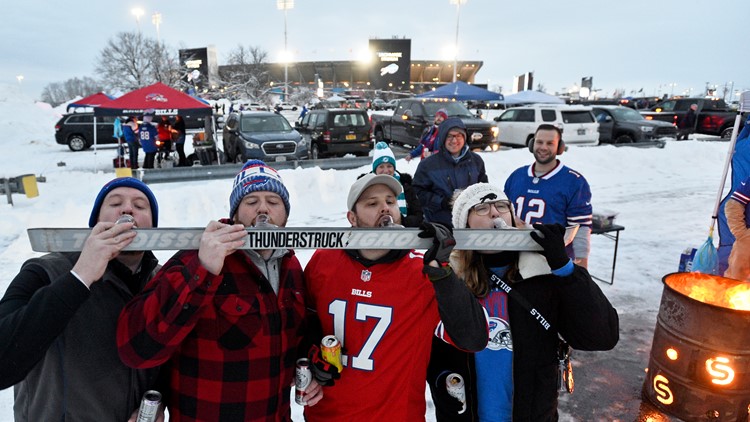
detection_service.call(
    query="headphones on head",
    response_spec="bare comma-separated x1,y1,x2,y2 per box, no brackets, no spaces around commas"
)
528,124,565,155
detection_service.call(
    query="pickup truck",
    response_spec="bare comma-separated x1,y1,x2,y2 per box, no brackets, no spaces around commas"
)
592,105,677,143
640,98,742,138
371,98,499,151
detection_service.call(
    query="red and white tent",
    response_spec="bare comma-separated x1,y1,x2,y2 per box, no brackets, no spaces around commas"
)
94,82,211,117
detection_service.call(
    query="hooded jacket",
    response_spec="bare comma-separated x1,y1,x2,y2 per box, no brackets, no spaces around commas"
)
412,118,488,227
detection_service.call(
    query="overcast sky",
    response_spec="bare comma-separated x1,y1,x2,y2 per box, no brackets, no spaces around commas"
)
3,0,747,101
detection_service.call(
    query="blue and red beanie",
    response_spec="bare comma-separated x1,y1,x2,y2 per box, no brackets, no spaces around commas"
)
88,177,159,227
229,160,290,219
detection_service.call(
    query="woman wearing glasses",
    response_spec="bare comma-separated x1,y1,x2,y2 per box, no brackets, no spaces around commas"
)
428,183,619,422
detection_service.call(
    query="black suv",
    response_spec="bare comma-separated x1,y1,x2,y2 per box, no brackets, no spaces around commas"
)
54,113,119,151
592,105,677,143
222,111,307,163
296,109,372,159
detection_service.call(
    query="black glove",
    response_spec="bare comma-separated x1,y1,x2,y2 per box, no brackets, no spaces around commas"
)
530,223,570,270
308,344,341,386
419,222,456,265
432,372,466,415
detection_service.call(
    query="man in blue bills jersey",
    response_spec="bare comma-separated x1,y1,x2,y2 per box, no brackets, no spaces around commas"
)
504,124,593,268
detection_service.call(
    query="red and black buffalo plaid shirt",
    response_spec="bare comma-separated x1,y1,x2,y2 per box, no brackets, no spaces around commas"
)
117,248,307,422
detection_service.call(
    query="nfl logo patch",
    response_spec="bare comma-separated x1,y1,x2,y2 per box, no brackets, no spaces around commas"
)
360,270,372,282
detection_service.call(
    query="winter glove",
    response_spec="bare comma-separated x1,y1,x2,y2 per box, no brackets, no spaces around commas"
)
530,223,571,271
308,344,341,386
419,222,456,266
433,372,466,415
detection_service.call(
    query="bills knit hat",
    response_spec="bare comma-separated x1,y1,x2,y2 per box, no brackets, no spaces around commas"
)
372,141,396,173
88,177,159,227
229,160,290,219
451,183,508,229
435,108,448,121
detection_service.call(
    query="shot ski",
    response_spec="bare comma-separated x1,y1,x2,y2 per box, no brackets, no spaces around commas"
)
28,225,578,253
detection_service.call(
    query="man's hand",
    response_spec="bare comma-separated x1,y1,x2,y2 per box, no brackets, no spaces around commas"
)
72,221,137,287
308,344,341,386
419,222,456,267
198,221,248,275
530,223,571,271
303,379,324,406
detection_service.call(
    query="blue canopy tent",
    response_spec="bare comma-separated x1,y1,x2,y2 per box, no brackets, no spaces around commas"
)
416,81,503,101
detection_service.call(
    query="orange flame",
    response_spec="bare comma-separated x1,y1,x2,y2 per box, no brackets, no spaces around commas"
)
666,273,750,311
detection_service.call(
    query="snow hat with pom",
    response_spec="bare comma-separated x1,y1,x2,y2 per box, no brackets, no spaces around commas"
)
88,177,159,227
229,160,290,219
451,183,508,229
435,108,448,121
372,141,396,172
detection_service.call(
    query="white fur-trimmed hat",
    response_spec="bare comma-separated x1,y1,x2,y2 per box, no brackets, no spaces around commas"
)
451,183,508,229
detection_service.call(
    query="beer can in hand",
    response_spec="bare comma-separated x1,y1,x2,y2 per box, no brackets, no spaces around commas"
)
136,390,161,422
445,373,467,414
321,335,343,372
295,358,312,405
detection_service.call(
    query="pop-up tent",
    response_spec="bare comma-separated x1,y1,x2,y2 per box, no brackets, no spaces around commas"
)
66,92,115,112
94,82,212,117
416,81,503,101
502,90,564,105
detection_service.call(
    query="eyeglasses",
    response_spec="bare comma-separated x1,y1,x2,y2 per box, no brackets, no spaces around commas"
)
472,200,511,216
446,133,465,142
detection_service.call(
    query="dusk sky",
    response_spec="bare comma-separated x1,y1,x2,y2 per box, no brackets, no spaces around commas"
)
4,0,747,101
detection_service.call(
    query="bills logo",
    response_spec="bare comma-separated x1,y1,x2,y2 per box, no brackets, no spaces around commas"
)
360,270,372,282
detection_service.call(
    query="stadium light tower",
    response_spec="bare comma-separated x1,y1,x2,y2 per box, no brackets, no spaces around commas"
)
152,12,162,42
450,0,467,83
131,7,144,32
277,0,294,101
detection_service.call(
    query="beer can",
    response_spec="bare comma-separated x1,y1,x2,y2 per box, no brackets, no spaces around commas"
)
136,390,161,422
445,373,467,414
295,358,312,406
321,335,343,372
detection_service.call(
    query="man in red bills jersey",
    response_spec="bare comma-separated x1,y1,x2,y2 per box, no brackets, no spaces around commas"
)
303,173,488,421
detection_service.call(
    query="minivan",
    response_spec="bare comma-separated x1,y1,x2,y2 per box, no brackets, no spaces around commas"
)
494,104,600,147
296,109,372,159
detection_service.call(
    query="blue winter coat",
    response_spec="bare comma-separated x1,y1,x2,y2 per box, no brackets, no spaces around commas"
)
412,118,488,227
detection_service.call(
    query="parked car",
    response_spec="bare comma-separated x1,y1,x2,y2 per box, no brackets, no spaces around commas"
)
371,99,388,110
371,98,499,150
275,102,299,111
295,108,372,159
592,105,677,143
54,113,119,151
640,97,741,138
384,99,400,110
222,111,307,163
493,104,599,147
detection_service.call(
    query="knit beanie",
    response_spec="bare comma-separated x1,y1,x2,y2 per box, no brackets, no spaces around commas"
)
88,177,159,227
451,183,508,229
435,108,448,121
372,141,396,172
229,160,290,219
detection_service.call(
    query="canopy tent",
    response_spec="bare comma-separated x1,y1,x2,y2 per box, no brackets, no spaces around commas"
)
66,92,115,112
415,81,503,101
93,82,212,117
502,90,564,105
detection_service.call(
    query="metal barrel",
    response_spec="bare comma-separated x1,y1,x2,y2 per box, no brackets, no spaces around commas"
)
642,272,750,421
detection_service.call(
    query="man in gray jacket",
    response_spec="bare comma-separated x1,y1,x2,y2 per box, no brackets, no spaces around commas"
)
0,177,162,421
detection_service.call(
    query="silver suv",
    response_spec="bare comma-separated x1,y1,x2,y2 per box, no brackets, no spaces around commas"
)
493,104,599,147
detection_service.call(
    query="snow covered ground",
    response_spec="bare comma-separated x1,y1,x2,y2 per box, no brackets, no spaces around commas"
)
0,83,730,420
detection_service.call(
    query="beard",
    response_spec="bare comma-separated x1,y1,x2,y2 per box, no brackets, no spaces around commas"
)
533,150,556,165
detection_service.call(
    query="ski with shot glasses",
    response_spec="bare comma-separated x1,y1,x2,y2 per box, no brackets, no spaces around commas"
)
27,223,578,253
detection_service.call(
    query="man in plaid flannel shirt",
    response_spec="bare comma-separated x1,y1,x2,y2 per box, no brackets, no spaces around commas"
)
117,160,322,421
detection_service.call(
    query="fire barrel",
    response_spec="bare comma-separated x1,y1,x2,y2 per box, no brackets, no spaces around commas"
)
643,272,750,421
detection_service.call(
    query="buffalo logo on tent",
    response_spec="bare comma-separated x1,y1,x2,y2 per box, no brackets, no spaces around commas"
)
146,93,168,103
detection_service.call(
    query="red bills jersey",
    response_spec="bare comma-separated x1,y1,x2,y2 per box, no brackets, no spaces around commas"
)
304,249,441,421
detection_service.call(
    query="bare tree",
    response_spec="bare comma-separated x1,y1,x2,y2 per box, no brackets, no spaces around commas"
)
95,32,180,92
219,45,271,100
40,77,104,106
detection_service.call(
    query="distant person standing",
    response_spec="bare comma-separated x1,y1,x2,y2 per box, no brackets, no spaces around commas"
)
412,117,488,228
406,108,448,162
139,110,159,169
504,124,593,268
173,115,187,167
123,117,139,169
678,103,698,140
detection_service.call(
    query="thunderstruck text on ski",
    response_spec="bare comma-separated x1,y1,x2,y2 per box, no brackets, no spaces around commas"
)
27,226,579,253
